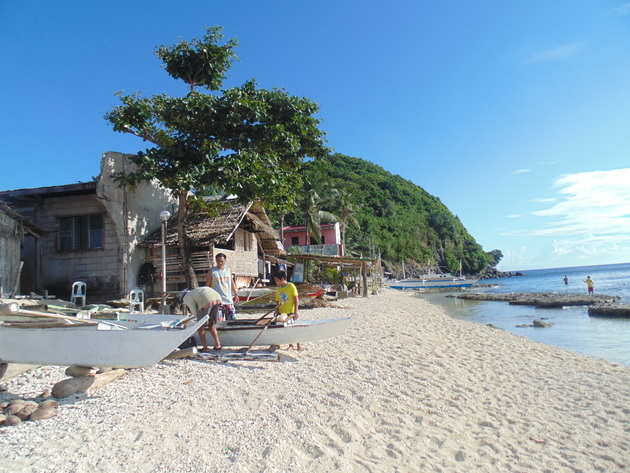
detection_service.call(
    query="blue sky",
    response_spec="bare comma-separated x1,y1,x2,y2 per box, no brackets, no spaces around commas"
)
1,1,629,271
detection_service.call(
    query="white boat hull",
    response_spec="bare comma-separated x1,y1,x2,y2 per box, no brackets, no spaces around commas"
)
214,317,352,347
0,315,208,368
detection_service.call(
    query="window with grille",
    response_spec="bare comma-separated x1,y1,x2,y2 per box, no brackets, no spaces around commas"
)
58,215,103,251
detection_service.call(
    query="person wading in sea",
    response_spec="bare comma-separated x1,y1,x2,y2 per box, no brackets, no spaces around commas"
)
584,276,594,295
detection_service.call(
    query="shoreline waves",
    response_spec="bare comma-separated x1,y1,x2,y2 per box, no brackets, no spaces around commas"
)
1,289,629,472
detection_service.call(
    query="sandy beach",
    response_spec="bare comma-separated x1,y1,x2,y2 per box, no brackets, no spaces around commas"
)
1,289,629,472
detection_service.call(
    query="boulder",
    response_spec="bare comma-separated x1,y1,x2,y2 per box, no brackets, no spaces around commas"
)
51,375,95,398
4,415,21,426
30,407,59,421
38,400,59,409
16,403,39,420
91,369,127,390
65,365,94,377
533,319,554,328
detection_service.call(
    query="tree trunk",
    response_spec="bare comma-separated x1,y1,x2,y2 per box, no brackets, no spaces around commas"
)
362,261,368,298
176,193,198,289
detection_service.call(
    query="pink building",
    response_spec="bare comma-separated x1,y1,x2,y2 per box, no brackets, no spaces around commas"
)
282,222,343,256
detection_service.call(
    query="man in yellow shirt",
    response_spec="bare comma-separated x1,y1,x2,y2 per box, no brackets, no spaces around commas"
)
584,276,594,295
273,270,303,351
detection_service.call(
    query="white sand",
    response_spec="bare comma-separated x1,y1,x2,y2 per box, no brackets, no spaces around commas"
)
1,289,629,472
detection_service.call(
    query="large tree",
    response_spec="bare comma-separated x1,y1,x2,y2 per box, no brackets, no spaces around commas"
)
105,27,328,288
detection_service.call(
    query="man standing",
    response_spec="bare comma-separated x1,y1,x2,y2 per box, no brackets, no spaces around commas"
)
584,276,594,295
273,270,303,351
207,253,238,321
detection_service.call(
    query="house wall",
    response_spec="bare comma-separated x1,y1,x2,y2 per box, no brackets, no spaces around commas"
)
282,223,343,256
215,228,258,279
3,152,177,303
148,228,260,294
283,223,341,247
0,210,23,297
34,194,120,301
97,152,177,298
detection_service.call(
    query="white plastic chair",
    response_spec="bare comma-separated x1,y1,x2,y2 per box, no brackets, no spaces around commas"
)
71,281,87,307
129,289,144,313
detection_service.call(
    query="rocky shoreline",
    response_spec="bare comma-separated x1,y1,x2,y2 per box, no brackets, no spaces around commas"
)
455,291,621,308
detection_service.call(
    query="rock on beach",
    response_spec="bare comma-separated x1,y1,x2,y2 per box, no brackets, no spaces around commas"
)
0,289,628,472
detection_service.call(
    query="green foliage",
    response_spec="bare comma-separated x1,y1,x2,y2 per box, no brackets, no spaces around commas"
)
286,153,492,275
321,266,341,285
487,249,504,267
104,27,328,287
105,27,328,213
156,27,238,91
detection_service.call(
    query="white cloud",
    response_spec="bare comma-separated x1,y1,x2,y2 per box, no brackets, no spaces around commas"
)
501,247,532,268
531,198,557,203
506,214,521,218
506,169,630,244
608,3,630,15
525,42,586,64
513,168,531,174
530,169,630,236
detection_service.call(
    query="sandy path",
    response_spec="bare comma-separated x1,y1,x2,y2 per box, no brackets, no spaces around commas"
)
1,289,628,472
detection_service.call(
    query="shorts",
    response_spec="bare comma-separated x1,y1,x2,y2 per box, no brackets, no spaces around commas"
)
219,304,236,321
198,304,220,324
277,312,294,323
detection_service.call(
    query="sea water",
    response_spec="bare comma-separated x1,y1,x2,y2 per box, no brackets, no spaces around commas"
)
417,262,630,366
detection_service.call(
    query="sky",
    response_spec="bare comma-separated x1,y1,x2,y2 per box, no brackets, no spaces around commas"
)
1,0,629,271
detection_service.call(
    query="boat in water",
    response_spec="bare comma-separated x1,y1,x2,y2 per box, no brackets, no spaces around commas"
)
389,275,478,290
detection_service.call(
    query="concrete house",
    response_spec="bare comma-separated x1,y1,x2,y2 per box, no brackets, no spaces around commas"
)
282,222,343,257
0,152,177,302
139,196,286,295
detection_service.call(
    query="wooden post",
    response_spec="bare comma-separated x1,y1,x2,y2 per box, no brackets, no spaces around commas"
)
9,261,24,299
362,261,368,298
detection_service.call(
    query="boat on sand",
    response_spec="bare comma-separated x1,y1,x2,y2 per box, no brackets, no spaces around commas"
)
211,317,352,347
0,311,209,368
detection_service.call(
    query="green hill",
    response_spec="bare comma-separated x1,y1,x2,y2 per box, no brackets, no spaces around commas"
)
285,153,491,277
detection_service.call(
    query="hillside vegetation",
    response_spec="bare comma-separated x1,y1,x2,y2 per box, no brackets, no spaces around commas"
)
284,153,491,277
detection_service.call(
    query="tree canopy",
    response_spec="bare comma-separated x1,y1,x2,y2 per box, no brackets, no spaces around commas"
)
105,27,328,288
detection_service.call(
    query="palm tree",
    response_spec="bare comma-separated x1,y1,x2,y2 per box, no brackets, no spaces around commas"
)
298,176,337,248
330,186,359,255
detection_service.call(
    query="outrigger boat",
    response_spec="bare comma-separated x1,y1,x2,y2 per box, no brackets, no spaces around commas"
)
237,287,325,304
0,306,208,368
389,275,478,290
209,316,352,347
390,260,478,290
